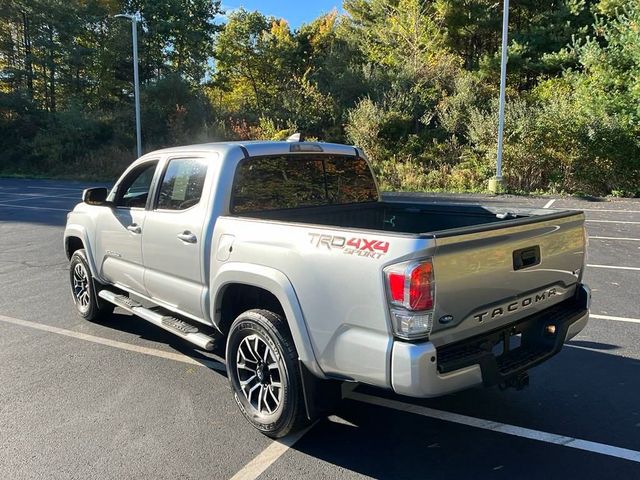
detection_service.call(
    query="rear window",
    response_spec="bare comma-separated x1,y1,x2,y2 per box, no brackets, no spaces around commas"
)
231,155,378,213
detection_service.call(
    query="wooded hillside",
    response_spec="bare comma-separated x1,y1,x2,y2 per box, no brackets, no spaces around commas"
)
1,0,639,196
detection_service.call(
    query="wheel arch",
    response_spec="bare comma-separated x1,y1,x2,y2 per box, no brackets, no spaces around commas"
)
217,284,285,335
64,225,100,280
211,262,325,379
65,235,84,260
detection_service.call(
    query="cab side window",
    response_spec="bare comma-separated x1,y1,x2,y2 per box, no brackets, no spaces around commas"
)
114,161,158,208
156,158,208,211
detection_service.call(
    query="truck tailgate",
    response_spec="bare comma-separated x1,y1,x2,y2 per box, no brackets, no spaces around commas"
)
429,211,586,346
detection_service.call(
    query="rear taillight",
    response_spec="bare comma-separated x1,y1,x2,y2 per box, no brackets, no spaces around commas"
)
384,259,435,340
409,262,433,310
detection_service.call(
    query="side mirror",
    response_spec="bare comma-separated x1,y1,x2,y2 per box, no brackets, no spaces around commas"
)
82,187,110,206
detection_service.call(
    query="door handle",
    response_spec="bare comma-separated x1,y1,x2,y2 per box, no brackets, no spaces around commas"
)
127,224,142,234
177,231,197,244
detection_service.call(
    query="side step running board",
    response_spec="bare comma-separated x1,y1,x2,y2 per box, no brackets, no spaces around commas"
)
98,290,215,351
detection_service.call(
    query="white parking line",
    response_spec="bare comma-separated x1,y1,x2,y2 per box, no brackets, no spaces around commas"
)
0,203,69,212
1,312,312,479
0,314,226,371
543,199,556,209
0,192,78,204
591,314,640,324
350,392,640,463
589,236,640,242
5,312,640,474
565,208,640,213
0,192,49,197
228,425,315,480
27,186,86,191
586,220,640,225
587,264,640,271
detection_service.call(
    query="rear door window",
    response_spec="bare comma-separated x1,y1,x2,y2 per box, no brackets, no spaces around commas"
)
156,158,208,210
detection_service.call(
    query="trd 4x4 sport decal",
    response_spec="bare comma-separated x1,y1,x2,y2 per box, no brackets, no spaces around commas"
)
308,233,389,259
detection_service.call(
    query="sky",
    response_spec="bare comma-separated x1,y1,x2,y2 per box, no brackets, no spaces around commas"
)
221,1,343,28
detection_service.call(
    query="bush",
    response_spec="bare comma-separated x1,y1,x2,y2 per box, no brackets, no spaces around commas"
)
465,97,559,192
71,145,136,180
345,97,387,167
142,75,213,147
15,106,112,176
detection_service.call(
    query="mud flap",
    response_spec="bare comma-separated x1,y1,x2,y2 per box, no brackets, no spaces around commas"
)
299,361,344,421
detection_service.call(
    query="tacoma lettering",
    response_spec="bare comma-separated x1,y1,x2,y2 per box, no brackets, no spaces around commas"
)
474,287,559,322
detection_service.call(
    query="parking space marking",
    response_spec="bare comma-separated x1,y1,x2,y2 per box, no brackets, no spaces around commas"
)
0,314,226,371
587,264,640,271
0,203,69,212
4,309,640,473
589,236,640,242
350,392,640,464
0,310,317,480
228,425,315,480
0,192,52,197
586,220,640,225
543,199,556,208
591,314,640,324
26,186,86,191
564,208,640,213
0,192,79,204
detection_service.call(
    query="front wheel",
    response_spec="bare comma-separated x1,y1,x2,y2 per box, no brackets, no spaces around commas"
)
69,249,113,321
226,309,309,438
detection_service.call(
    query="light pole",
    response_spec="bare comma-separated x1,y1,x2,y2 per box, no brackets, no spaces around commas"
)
490,0,509,194
115,13,142,158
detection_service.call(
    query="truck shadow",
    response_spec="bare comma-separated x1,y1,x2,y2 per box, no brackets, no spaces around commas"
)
88,310,640,478
284,346,640,479
89,311,227,374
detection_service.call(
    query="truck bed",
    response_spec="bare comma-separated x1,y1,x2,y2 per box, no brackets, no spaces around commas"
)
238,200,566,236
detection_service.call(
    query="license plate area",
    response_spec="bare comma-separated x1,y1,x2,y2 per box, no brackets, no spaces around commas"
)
437,291,589,379
492,331,522,357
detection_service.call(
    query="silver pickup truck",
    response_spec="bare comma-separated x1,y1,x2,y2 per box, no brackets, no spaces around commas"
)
64,139,590,437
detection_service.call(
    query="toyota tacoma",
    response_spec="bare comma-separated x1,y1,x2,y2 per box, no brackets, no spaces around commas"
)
64,138,590,437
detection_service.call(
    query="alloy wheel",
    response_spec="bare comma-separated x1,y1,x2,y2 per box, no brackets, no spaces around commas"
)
236,334,283,416
72,262,90,311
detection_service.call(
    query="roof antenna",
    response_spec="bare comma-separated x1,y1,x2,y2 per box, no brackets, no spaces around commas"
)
286,132,303,142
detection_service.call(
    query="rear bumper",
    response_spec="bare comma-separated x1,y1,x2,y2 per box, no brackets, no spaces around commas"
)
391,284,590,398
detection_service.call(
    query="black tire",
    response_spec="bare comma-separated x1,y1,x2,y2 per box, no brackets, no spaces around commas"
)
226,309,309,438
69,249,114,321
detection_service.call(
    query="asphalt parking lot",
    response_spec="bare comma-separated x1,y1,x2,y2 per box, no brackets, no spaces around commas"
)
1,177,639,479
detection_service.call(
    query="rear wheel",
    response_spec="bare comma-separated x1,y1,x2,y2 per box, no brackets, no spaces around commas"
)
69,249,113,321
226,309,309,438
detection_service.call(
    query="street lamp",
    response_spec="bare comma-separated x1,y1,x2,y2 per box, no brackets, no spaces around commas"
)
490,0,509,194
115,12,142,158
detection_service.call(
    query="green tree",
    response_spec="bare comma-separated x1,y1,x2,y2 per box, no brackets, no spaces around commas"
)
211,8,337,137
540,1,640,194
344,0,459,79
296,12,368,117
212,9,288,114
128,0,221,83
